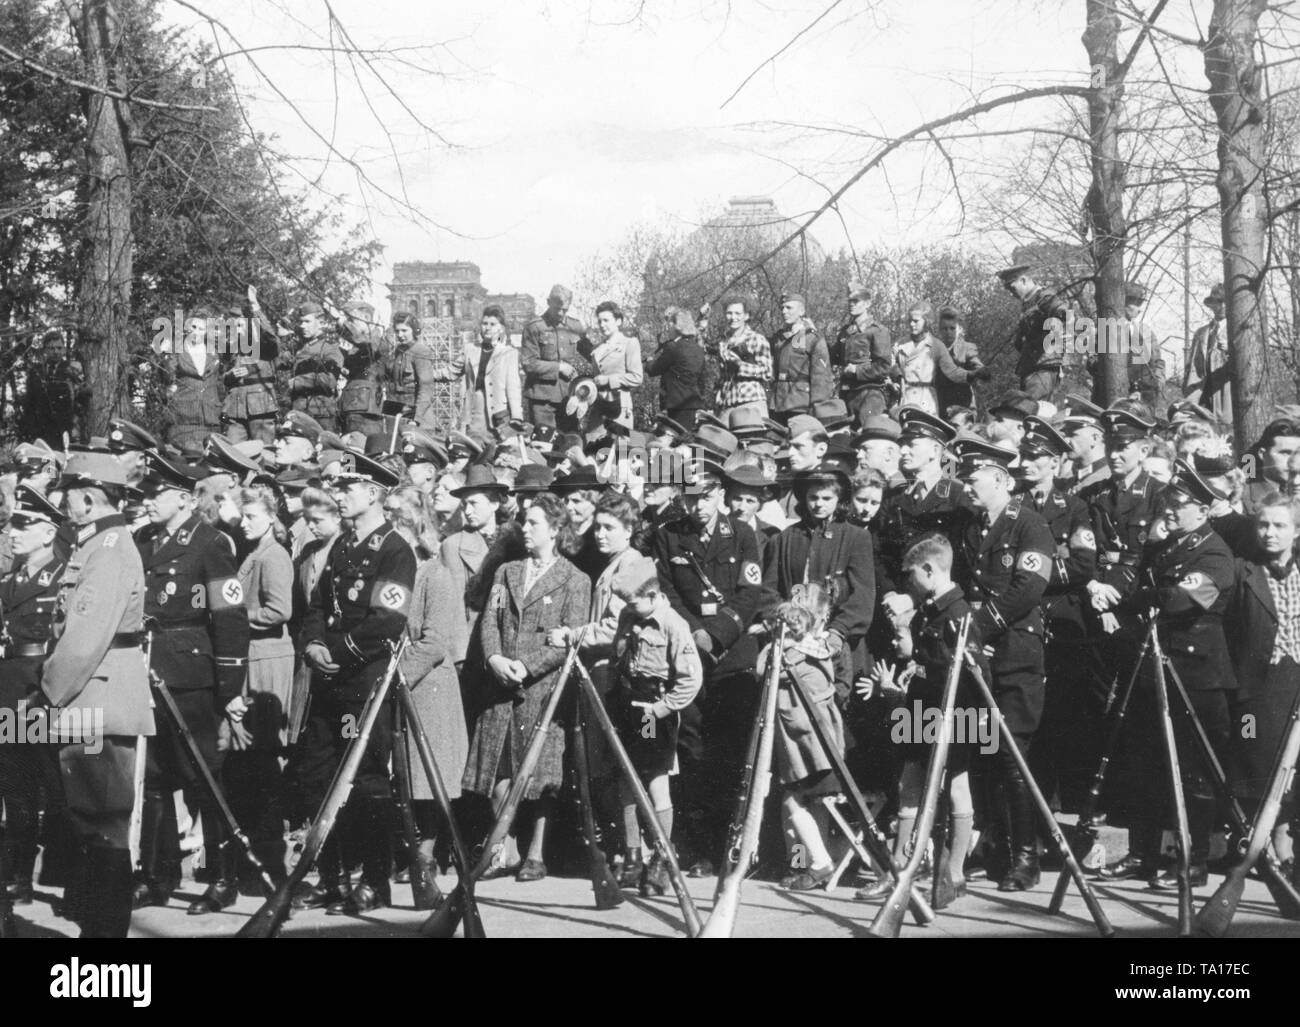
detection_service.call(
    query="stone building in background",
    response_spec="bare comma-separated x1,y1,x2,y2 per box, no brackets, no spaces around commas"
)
387,261,536,342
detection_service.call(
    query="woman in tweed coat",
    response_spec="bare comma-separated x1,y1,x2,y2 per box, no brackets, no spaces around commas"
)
463,492,590,882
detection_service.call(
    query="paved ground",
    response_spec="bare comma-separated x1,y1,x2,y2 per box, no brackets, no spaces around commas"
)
8,863,1300,939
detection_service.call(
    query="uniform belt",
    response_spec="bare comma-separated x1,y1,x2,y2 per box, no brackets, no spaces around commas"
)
1101,550,1138,567
227,374,275,387
250,626,286,642
152,619,207,631
624,676,668,702
111,632,145,648
5,642,49,658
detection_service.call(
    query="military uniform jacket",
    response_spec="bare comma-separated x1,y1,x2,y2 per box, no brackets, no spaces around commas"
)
651,513,768,675
771,319,833,413
285,336,345,399
136,514,250,702
520,312,593,405
907,585,984,711
832,319,893,396
1069,457,1110,496
1081,471,1160,592
42,515,154,738
1133,527,1237,692
338,325,380,415
878,475,972,591
960,499,1053,646
221,344,280,423
1024,488,1097,629
301,521,416,696
1013,287,1069,378
0,555,65,706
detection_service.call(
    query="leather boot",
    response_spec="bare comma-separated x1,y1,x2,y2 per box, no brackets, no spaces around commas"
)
639,849,670,897
132,791,179,908
972,779,1011,883
3,797,37,904
619,848,644,888
53,841,91,924
358,798,393,906
292,836,350,909
188,845,239,915
83,847,133,939
999,764,1040,892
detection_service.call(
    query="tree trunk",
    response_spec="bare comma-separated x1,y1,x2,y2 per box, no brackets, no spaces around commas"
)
1205,0,1273,447
1082,2,1129,407
64,0,133,437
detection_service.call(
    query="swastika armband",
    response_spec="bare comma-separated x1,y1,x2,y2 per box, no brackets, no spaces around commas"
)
209,578,244,609
1018,551,1049,578
372,581,410,612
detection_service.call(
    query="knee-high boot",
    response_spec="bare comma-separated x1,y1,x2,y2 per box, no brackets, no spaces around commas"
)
999,761,1040,892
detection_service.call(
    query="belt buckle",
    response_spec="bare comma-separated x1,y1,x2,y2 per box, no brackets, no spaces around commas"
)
699,602,718,616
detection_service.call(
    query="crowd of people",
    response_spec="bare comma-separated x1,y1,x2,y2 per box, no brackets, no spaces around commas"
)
0,264,1290,940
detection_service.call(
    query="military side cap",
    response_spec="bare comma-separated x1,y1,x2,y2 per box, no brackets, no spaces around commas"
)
401,428,448,467
448,430,485,459
141,453,201,495
785,414,827,440
793,455,853,493
954,434,1017,477
296,300,324,316
995,263,1033,284
1205,283,1225,305
511,464,555,494
547,283,573,305
989,391,1038,420
610,552,660,599
654,413,690,442
450,464,510,497
204,433,263,483
60,452,130,491
855,414,902,444
810,398,852,431
107,418,161,454
1019,415,1071,460
10,484,64,527
15,439,67,468
278,411,324,443
328,449,401,489
848,283,871,302
1167,458,1226,506
1125,282,1147,305
727,406,768,437
780,291,805,306
1100,406,1156,441
1167,400,1216,426
898,406,956,444
551,465,603,494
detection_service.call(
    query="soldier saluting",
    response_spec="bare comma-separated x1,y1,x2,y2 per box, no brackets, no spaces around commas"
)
39,454,153,938
996,263,1069,402
133,455,251,915
296,450,416,915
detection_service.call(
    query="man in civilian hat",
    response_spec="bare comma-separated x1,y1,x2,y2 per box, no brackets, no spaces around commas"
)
131,454,250,915
987,390,1037,449
953,435,1054,891
877,406,967,592
997,262,1070,401
648,306,708,430
521,284,594,432
1185,283,1230,422
296,450,415,914
1060,395,1109,494
39,453,152,936
1101,461,1237,888
1015,416,1100,818
651,456,768,877
833,283,895,427
712,293,773,420
0,486,68,907
770,291,832,416
854,413,903,484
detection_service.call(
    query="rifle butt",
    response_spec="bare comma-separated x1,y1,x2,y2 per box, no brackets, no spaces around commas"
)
1195,871,1245,938
411,873,443,911
418,886,466,938
592,864,625,911
867,876,913,938
235,887,293,939
1048,868,1071,915
462,896,486,939
1177,884,1193,938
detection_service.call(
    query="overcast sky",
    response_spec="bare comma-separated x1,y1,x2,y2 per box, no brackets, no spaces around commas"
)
172,0,1217,323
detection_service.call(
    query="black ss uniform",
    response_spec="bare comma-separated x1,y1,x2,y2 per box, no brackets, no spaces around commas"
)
0,557,65,899
877,475,972,593
135,514,250,897
651,513,768,866
299,521,416,901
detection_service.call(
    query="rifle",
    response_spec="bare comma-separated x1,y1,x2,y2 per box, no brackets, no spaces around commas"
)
392,702,441,910
1149,623,1193,937
1049,618,1154,914
870,615,969,938
149,669,279,897
715,637,773,897
395,679,484,939
1197,679,1300,936
237,636,409,938
700,621,785,938
961,648,1115,938
786,645,935,927
421,629,587,939
572,653,702,936
571,686,624,910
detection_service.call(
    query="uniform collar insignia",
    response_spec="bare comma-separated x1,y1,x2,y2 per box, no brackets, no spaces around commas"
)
77,524,95,543
718,518,733,538
176,529,191,546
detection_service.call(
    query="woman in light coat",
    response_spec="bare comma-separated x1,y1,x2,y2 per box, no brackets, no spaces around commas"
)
589,301,644,429
386,487,470,878
462,492,591,882
223,485,296,882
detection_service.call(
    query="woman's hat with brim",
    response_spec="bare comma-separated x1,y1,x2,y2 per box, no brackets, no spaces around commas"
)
449,463,510,498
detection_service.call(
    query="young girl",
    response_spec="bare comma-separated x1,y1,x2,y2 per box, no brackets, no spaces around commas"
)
759,592,845,891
